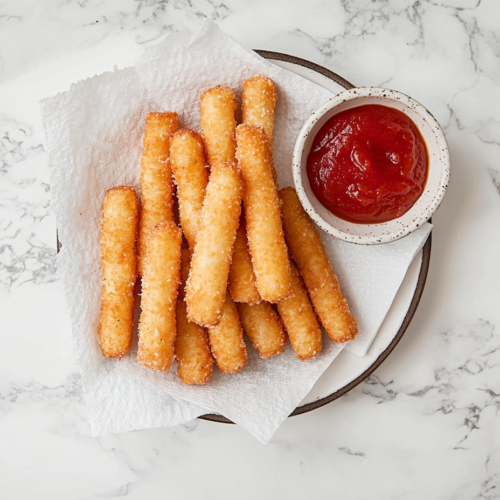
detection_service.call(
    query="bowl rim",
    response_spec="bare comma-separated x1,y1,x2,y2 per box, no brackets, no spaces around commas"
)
292,86,450,245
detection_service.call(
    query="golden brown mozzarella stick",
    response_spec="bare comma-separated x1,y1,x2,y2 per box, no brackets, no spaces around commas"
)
175,249,213,384
207,292,247,373
238,302,286,359
227,217,261,305
236,124,290,303
277,261,322,360
185,162,244,327
242,76,278,145
242,76,278,186
98,186,139,358
170,129,209,251
137,221,182,371
137,112,178,276
279,187,358,343
200,86,237,167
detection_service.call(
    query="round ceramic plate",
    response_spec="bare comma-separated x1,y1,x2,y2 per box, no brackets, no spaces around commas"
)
199,50,431,424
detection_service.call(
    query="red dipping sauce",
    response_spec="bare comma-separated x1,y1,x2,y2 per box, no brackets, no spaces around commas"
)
306,104,428,223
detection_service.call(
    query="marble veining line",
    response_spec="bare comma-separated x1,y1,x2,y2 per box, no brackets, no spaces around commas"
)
478,453,500,500
182,419,199,432
286,1,428,57
0,119,56,291
72,0,233,44
282,0,499,99
359,318,500,452
0,373,86,442
0,373,83,406
361,374,398,403
339,446,366,458
81,481,133,500
479,130,500,149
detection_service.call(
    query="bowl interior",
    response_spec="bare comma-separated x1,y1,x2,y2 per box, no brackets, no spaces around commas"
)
295,90,449,244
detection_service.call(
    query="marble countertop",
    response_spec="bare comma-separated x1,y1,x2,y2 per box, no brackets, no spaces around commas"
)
1,1,499,498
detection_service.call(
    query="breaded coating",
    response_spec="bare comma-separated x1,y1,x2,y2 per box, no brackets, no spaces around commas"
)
98,186,138,358
175,249,213,384
207,292,247,374
200,86,237,167
137,221,182,371
242,76,278,145
236,124,291,303
277,260,322,360
279,187,358,343
137,112,178,276
227,217,261,305
185,162,244,327
238,302,286,359
170,129,209,251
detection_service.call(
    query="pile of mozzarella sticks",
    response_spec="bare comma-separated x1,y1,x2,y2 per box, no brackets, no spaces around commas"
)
98,76,358,385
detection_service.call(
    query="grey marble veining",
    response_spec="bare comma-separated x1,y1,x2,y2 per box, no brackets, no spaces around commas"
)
0,0,499,498
0,122,54,290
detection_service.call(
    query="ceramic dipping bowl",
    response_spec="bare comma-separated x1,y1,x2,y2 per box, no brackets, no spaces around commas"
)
293,87,450,245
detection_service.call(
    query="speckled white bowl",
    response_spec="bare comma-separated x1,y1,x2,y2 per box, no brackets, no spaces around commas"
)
293,87,450,245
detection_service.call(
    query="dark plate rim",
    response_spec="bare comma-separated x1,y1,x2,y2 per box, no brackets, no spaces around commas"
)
198,50,432,424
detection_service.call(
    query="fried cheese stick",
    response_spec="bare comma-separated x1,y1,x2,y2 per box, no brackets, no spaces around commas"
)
241,76,279,186
98,186,139,358
277,261,322,360
200,86,237,167
227,217,261,305
137,221,182,371
207,292,247,373
279,187,358,343
237,302,286,359
137,112,178,276
175,249,213,384
236,124,290,303
185,162,244,327
242,76,278,145
170,129,209,251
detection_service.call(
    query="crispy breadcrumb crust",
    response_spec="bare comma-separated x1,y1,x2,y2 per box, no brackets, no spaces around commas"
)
242,76,277,145
277,260,322,360
98,186,138,359
236,124,291,303
279,187,358,343
228,217,261,305
170,129,209,251
207,292,247,374
137,112,178,276
175,249,214,384
185,162,244,327
237,301,286,359
137,221,182,371
200,86,237,168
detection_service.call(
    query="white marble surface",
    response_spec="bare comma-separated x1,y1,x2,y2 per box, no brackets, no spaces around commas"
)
0,0,499,498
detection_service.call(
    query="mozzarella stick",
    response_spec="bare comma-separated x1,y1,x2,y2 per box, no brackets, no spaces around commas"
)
175,249,213,384
277,261,322,360
279,187,358,343
228,217,261,305
207,292,247,374
236,124,290,302
200,86,237,167
170,129,209,250
242,76,277,145
137,112,178,276
98,186,138,358
137,221,182,371
186,162,244,326
238,302,286,359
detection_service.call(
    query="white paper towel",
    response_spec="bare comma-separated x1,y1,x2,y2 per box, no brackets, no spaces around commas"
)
41,20,431,443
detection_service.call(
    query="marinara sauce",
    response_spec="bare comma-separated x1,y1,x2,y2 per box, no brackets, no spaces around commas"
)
306,104,428,224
